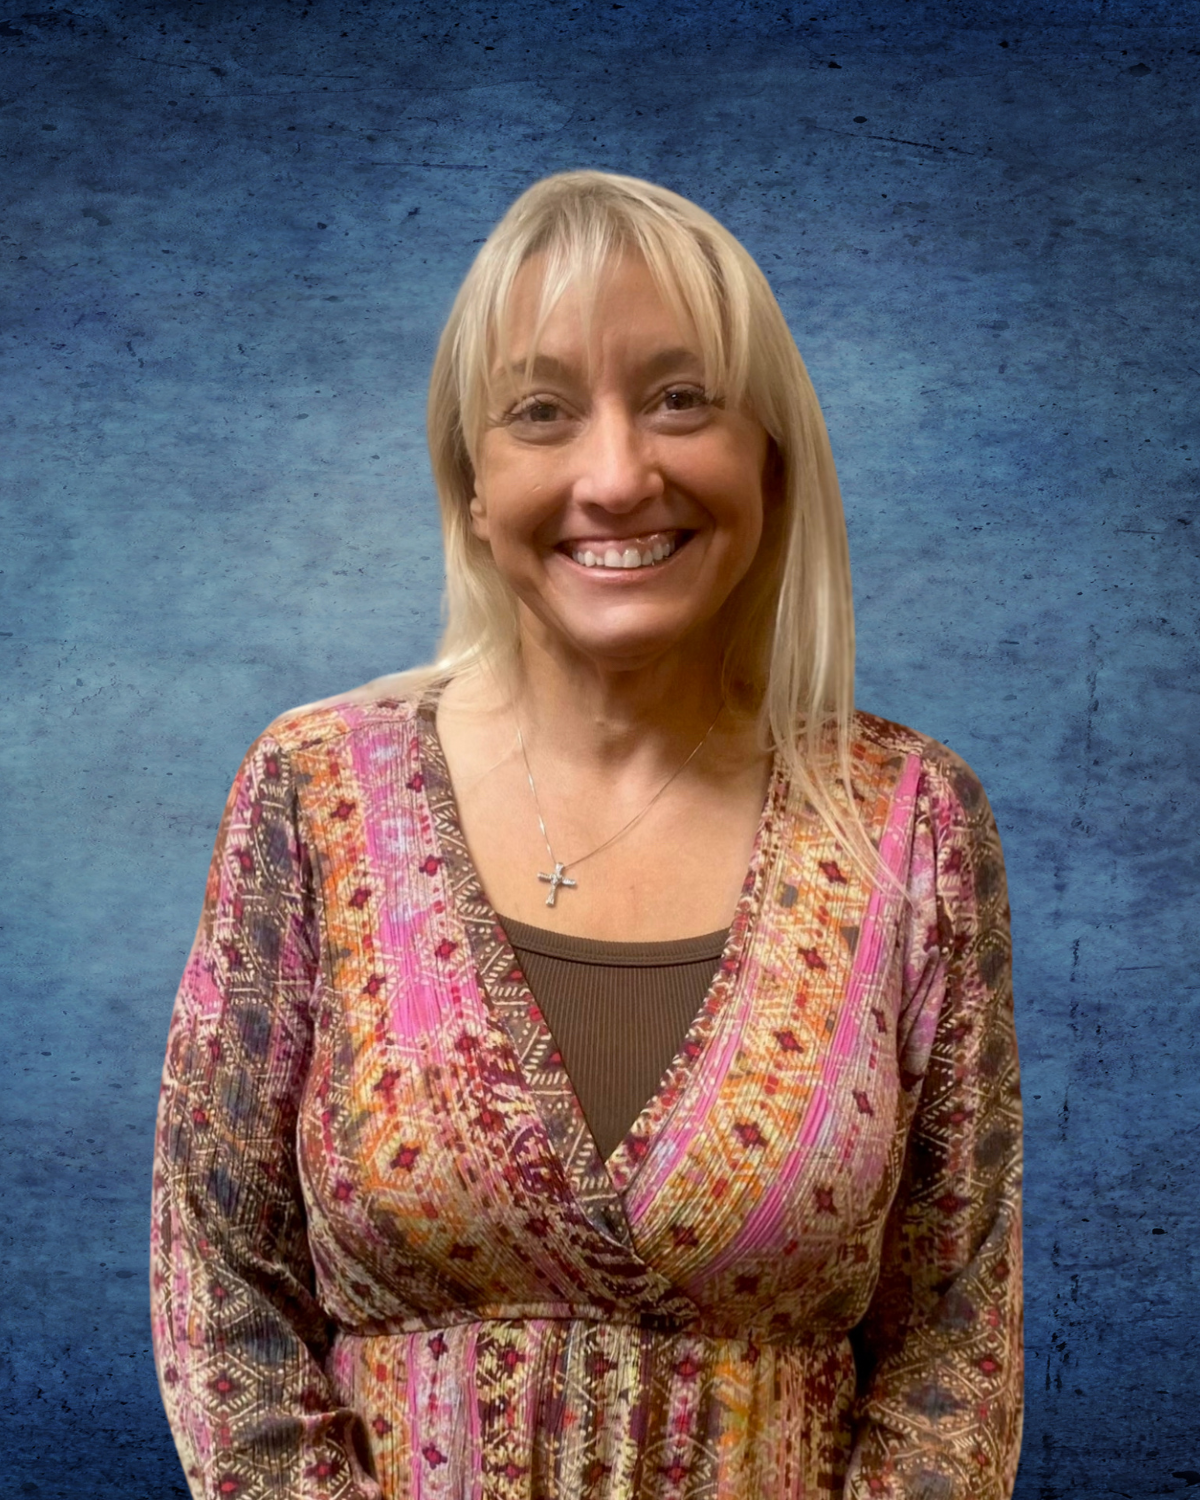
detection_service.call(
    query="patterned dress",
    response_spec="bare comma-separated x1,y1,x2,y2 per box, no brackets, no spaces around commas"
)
151,689,1023,1500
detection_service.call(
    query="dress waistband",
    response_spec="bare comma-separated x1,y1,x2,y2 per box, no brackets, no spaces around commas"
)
335,1303,841,1350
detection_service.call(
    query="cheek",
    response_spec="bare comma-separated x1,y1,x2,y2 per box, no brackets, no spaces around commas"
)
694,432,769,545
737,504,767,580
720,483,768,592
473,450,558,543
468,486,553,584
723,473,767,552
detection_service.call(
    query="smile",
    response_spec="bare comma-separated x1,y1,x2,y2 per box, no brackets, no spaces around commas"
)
561,530,688,571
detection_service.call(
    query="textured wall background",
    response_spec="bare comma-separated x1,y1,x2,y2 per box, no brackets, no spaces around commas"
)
1,1,1196,1495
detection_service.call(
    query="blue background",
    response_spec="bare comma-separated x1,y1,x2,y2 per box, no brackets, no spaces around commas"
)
2,2,1196,1495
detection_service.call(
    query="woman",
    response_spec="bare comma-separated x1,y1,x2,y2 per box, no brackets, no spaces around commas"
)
151,171,1023,1499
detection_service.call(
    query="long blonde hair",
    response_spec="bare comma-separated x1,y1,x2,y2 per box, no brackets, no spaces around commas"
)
374,171,871,869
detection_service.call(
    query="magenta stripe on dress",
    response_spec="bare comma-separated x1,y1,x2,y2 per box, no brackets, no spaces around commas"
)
690,753,923,1273
351,724,453,1045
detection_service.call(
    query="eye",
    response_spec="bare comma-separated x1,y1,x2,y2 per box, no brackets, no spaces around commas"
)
652,385,716,428
509,395,565,424
661,385,709,412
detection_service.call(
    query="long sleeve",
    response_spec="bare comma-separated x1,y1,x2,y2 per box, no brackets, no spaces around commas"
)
150,733,382,1500
844,750,1024,1499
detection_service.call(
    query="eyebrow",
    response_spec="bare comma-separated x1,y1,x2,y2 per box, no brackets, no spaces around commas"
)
496,346,706,386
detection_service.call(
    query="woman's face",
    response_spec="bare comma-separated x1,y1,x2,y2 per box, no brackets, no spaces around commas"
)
470,252,774,674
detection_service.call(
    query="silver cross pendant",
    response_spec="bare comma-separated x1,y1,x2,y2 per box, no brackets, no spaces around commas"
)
537,862,577,907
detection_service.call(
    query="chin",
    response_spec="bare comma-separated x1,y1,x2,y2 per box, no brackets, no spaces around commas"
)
556,613,714,671
517,578,732,672
573,639,684,671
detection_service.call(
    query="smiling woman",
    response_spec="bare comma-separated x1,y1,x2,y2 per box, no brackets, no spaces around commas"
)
151,172,1023,1500
468,255,770,680
441,247,780,934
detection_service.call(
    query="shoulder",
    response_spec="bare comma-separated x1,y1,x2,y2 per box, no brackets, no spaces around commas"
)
850,708,995,826
254,672,432,762
851,712,1008,938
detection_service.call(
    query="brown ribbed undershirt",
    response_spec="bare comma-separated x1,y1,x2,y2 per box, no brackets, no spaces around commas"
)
500,916,729,1162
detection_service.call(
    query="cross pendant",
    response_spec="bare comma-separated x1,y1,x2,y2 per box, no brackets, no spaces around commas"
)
537,862,577,907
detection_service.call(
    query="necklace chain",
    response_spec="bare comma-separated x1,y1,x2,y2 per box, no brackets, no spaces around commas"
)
514,705,724,905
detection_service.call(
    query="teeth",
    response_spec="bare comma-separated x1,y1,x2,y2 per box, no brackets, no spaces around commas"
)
570,535,679,569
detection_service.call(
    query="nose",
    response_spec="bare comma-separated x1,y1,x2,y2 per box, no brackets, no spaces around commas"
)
571,398,664,512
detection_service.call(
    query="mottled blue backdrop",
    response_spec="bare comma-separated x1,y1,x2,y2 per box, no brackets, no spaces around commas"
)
1,1,1196,1495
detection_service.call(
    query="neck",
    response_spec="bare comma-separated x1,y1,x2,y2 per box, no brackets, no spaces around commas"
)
503,615,730,773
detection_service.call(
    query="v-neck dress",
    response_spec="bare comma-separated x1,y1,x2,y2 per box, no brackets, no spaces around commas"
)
498,918,728,1164
150,689,1023,1500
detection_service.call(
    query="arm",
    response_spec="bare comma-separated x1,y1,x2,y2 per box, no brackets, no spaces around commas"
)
151,733,381,1500
845,751,1024,1500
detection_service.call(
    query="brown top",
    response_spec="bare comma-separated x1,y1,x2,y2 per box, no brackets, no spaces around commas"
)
500,915,729,1162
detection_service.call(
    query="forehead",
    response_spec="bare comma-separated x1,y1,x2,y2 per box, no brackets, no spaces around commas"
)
495,250,702,368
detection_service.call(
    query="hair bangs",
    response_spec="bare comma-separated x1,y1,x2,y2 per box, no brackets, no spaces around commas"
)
459,182,756,465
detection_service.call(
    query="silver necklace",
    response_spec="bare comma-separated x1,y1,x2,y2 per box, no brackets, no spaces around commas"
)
514,705,724,906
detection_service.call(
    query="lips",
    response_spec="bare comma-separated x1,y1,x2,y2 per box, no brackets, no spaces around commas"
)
558,529,689,571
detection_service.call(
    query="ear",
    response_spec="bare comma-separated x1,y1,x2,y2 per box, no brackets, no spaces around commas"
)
468,491,490,542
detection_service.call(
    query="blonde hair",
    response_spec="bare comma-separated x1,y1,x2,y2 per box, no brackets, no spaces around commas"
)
377,170,871,870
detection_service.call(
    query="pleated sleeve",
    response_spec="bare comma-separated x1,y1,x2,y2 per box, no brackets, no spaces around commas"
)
150,733,382,1500
845,748,1024,1499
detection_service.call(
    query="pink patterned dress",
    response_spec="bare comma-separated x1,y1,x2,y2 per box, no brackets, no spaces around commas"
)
150,689,1023,1500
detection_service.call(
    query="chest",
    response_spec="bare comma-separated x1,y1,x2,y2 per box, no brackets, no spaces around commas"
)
290,717,926,1335
441,722,773,942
